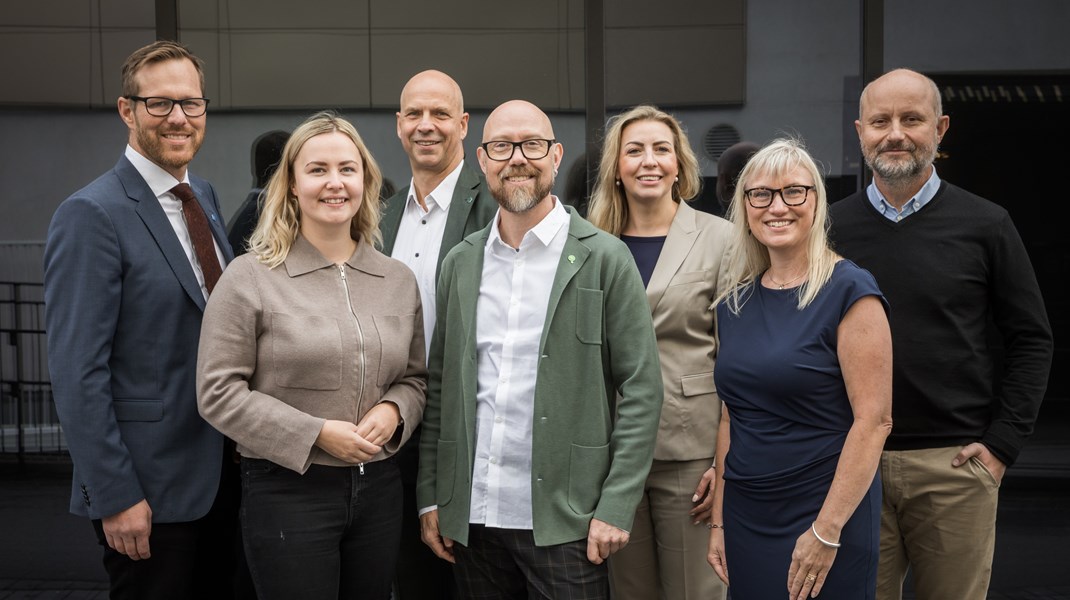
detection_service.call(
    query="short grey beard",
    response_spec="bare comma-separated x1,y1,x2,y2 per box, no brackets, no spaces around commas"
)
492,175,554,214
864,141,937,186
868,154,926,184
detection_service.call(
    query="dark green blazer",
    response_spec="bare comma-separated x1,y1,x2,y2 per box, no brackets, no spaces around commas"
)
417,206,663,547
378,159,497,277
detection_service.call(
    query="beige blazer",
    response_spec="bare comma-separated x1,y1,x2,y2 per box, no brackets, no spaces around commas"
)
646,201,732,461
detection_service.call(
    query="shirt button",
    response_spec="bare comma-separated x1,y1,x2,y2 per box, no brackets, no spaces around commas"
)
495,416,503,423
490,457,498,464
421,219,427,224
415,252,420,257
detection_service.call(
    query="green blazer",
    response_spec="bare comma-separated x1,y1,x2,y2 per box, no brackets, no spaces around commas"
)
417,206,663,547
378,159,498,277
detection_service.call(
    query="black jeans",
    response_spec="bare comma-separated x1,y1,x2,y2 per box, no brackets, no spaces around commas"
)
240,456,402,600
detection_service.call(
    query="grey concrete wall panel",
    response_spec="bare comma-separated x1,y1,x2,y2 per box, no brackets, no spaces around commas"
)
605,26,745,106
606,0,743,27
0,31,94,104
226,30,371,108
371,30,575,110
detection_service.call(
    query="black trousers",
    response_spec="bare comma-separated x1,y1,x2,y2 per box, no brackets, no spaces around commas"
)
91,448,249,600
240,456,403,600
394,425,455,599
453,524,609,600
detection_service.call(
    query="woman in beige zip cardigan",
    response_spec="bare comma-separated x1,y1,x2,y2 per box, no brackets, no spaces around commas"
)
587,105,731,600
197,112,427,600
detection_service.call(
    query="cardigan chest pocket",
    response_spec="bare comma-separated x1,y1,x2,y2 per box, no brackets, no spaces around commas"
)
271,312,342,391
576,287,603,345
374,314,416,386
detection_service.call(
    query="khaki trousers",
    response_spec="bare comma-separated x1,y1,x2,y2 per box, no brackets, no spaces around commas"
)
608,458,726,600
877,446,999,600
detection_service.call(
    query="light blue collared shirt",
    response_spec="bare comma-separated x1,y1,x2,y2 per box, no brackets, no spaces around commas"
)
866,168,942,222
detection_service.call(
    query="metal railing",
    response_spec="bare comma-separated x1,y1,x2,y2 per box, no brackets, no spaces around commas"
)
0,281,66,460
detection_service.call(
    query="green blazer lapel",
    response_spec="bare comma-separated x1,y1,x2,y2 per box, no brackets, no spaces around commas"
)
540,209,594,353
439,162,482,264
646,201,699,313
379,186,408,255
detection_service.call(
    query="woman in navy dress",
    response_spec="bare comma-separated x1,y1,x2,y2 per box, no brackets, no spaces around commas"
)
706,138,892,599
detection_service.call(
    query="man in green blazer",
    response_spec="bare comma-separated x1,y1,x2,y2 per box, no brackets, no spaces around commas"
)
379,70,497,600
417,100,663,598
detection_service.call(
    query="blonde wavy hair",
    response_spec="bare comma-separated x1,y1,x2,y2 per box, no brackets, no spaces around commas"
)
587,105,701,235
248,111,383,268
715,137,839,313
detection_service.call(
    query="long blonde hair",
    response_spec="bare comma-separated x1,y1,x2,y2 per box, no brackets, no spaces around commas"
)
248,111,383,268
587,105,701,235
715,138,839,313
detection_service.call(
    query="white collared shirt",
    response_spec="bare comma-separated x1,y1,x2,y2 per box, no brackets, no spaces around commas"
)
469,198,569,529
125,145,226,300
390,161,465,358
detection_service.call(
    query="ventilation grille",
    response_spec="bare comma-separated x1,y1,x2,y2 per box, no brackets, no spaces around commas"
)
703,124,741,160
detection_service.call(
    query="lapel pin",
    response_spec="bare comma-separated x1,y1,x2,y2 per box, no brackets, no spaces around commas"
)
567,255,576,263
466,197,473,203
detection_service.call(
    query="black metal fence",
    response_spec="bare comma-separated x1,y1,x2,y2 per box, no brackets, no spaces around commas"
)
0,281,66,459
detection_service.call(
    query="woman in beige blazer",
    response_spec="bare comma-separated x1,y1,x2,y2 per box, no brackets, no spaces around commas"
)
588,105,731,600
197,112,427,600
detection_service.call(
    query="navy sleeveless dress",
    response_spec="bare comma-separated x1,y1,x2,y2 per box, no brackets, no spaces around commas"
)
714,260,885,599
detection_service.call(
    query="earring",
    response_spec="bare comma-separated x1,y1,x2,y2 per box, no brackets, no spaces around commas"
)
615,179,621,186
674,176,679,182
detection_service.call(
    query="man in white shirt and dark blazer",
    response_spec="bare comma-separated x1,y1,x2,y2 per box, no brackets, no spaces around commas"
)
44,40,240,599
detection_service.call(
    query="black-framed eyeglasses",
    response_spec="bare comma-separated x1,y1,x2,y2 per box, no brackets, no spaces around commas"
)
481,139,555,161
125,96,210,117
744,185,814,208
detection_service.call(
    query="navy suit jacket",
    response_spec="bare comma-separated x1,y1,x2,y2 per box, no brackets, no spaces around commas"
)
44,155,234,522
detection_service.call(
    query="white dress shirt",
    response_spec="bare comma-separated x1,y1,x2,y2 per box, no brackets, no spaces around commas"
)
125,145,226,300
469,198,569,529
390,161,465,358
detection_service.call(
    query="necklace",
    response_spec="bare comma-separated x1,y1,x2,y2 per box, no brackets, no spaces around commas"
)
767,271,805,289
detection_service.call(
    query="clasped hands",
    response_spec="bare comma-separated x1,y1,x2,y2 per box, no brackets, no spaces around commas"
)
315,402,401,463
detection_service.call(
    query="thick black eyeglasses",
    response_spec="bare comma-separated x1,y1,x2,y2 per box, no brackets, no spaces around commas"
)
125,96,210,117
481,139,555,161
744,185,814,208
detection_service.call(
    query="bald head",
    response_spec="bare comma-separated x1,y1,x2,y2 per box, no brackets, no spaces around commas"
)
400,70,464,114
396,69,469,179
860,68,942,120
482,100,555,143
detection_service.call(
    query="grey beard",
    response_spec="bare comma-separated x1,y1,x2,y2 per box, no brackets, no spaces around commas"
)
869,153,926,183
493,175,554,214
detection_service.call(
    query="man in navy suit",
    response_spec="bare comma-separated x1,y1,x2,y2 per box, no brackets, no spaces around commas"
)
44,40,239,599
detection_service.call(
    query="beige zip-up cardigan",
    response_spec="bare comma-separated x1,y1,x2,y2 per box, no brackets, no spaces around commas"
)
197,235,427,474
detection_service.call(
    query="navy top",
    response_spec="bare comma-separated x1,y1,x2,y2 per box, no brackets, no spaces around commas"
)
714,260,887,484
620,234,666,287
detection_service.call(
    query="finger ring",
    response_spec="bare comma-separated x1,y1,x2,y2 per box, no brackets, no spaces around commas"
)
806,573,817,582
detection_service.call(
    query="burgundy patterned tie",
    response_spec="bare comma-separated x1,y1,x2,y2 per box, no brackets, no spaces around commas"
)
170,183,223,295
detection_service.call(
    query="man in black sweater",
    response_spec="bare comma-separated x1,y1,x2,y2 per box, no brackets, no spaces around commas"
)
829,68,1053,600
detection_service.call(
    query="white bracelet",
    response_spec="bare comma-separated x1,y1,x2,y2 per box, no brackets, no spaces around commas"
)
811,522,841,548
